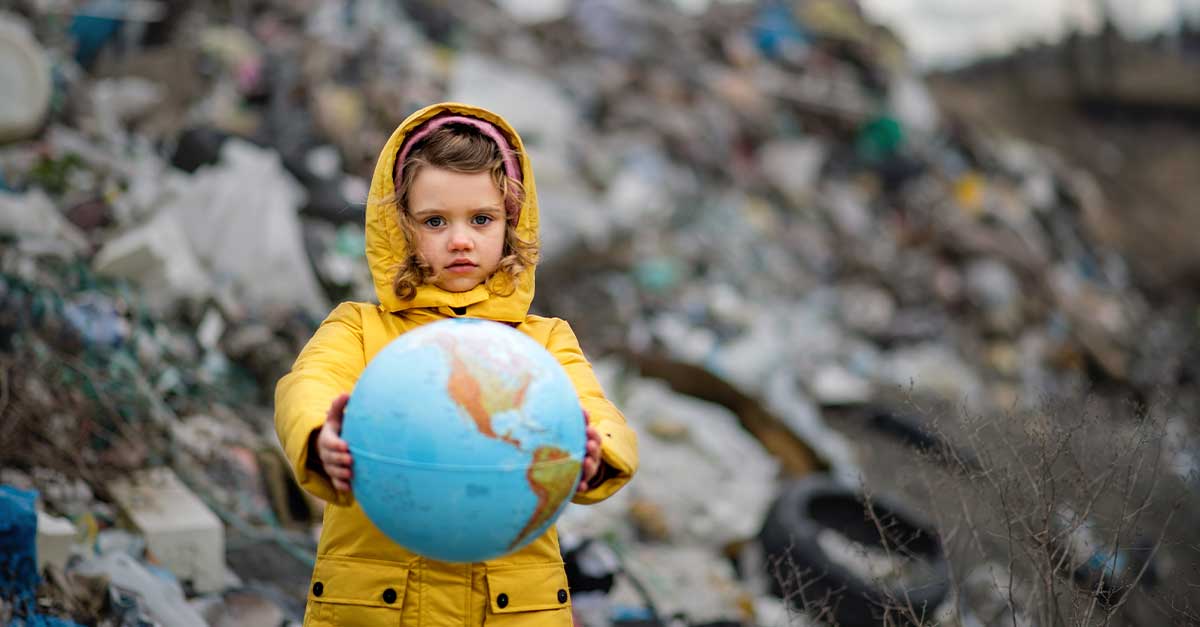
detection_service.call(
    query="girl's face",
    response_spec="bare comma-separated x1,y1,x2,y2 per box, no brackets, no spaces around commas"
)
408,166,506,293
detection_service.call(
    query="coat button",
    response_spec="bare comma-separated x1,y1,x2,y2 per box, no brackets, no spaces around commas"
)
382,588,397,604
312,582,323,597
557,588,568,603
496,593,509,608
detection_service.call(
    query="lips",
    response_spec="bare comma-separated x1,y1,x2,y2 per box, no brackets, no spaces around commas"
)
446,259,477,273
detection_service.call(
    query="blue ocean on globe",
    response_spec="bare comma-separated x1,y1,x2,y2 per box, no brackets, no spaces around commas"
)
341,318,586,562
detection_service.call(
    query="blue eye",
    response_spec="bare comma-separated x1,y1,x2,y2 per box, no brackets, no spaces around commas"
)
472,215,493,226
424,216,445,228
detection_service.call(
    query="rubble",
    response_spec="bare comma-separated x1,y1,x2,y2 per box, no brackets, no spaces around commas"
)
106,468,226,595
0,0,1196,625
35,511,75,575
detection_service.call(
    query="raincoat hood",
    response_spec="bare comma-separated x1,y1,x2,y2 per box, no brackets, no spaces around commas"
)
366,102,538,323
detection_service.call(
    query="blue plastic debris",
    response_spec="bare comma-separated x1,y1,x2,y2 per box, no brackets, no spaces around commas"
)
751,0,809,61
1,485,41,609
0,485,85,627
68,0,125,69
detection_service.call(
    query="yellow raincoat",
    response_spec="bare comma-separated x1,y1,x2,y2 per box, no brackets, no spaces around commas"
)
275,103,638,626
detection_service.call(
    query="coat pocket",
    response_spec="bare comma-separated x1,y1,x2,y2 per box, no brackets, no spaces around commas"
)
303,555,410,627
483,563,573,627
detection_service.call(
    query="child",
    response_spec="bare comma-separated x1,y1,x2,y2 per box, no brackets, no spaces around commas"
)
275,102,638,626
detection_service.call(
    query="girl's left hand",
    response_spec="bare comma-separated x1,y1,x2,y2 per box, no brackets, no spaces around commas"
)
579,411,603,492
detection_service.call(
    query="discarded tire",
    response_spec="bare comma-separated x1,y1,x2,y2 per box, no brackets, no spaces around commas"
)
759,476,949,626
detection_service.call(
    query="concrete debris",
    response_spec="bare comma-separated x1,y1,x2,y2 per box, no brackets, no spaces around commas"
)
106,468,226,595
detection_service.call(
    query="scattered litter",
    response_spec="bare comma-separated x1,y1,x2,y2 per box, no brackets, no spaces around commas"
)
1,1,1194,625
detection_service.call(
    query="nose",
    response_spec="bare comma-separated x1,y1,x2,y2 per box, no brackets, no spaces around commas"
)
448,226,474,252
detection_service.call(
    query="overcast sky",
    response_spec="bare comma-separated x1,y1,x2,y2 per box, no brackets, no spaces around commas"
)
859,0,1200,68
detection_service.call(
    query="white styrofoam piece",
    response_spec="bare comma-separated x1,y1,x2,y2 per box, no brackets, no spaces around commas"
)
36,510,76,573
107,468,225,594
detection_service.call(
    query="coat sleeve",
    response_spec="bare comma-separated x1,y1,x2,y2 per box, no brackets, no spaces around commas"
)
274,302,365,507
546,319,638,504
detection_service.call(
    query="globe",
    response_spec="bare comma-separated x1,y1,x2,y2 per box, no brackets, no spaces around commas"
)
341,318,587,562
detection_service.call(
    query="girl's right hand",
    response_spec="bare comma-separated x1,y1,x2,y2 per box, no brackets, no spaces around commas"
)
317,393,354,493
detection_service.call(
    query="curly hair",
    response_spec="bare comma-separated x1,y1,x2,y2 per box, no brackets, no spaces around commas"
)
387,123,538,301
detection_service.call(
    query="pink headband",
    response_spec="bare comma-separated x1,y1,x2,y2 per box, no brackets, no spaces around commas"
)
395,114,523,223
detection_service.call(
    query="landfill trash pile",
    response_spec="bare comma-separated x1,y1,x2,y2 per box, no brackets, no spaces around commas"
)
1,1,1198,626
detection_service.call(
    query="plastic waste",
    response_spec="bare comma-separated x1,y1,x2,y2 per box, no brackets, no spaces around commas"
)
68,0,126,68
92,210,214,313
751,1,810,61
62,293,131,351
0,16,52,142
0,485,41,613
73,551,208,627
619,377,780,546
161,139,328,317
0,190,89,254
495,0,571,24
1052,507,1158,605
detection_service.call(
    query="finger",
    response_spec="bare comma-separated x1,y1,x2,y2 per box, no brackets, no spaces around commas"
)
329,392,350,416
579,464,595,491
582,409,590,425
325,412,346,435
323,453,352,472
333,478,351,493
326,393,350,431
325,451,353,469
316,435,336,460
328,465,353,480
319,425,350,453
324,451,350,470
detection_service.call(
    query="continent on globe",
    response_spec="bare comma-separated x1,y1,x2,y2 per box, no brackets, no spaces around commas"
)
509,446,582,550
438,335,533,449
437,334,584,550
